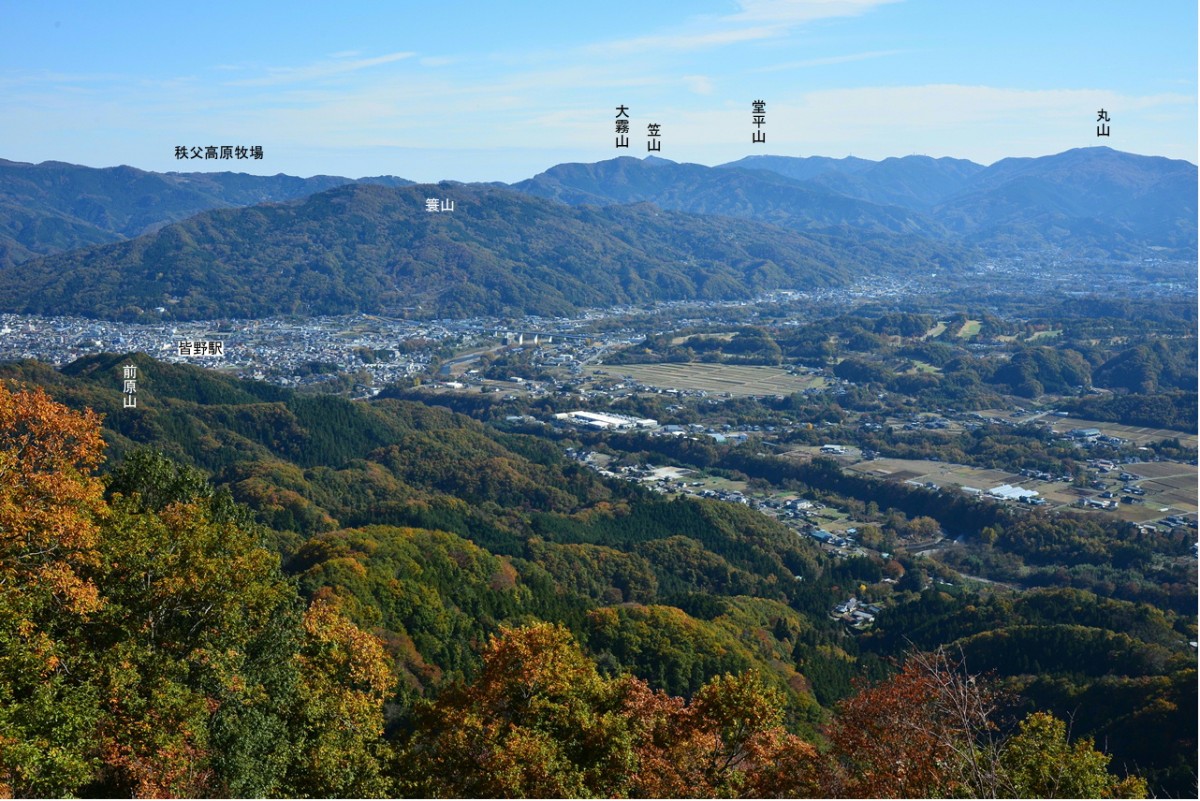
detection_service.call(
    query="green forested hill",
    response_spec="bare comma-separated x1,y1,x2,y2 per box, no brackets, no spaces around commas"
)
1,354,1193,796
865,587,1196,795
0,181,961,320
0,156,411,267
0,354,846,706
718,147,1197,257
934,147,1198,257
513,156,952,236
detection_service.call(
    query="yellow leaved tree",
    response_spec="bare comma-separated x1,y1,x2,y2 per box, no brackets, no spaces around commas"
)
0,384,107,796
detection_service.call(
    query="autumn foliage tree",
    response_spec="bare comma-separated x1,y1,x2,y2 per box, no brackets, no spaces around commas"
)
286,594,395,799
86,493,301,797
0,384,107,796
999,711,1148,798
397,622,640,798
397,622,822,798
0,382,1158,799
824,648,997,798
1,389,398,798
824,647,1147,799
626,670,821,798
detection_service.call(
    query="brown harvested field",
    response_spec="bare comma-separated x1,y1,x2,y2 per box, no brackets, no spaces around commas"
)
1140,481,1198,513
973,409,1197,449
1130,461,1197,479
1146,473,1197,491
597,363,826,397
1045,415,1197,449
1034,484,1091,505
847,457,1021,490
1118,464,1198,513
845,455,1196,523
1075,504,1177,524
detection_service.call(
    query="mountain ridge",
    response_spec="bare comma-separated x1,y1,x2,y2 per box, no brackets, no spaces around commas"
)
0,146,1192,321
3,180,957,320
0,157,412,267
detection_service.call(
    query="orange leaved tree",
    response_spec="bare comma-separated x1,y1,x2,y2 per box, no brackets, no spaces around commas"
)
397,622,823,798
0,384,107,796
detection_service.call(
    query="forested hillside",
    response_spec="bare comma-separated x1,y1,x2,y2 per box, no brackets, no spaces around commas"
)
0,183,894,320
0,157,411,268
716,147,1197,257
1,355,1193,796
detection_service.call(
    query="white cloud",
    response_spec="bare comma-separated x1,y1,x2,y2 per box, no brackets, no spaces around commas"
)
728,0,900,23
750,49,903,72
683,75,715,95
585,25,784,55
227,51,416,87
585,0,898,55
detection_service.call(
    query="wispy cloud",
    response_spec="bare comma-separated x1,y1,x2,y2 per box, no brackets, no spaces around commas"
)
585,25,783,55
682,75,715,95
226,51,416,87
795,84,1195,124
586,0,899,55
727,0,900,23
750,49,903,72
0,70,131,88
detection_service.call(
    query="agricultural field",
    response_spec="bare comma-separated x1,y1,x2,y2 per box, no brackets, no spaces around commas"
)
955,319,982,338
922,322,947,339
1045,414,1198,449
782,445,860,462
670,332,736,345
974,410,1198,450
1131,463,1199,514
596,362,826,397
834,454,1196,525
844,456,1023,492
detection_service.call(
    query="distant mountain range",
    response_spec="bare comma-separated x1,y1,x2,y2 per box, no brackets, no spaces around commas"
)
523,147,1195,256
2,182,934,320
0,158,411,268
932,148,1198,254
726,154,986,211
0,146,1193,320
513,156,948,238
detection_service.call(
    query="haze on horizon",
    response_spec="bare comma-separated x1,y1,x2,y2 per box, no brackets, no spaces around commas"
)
1,1,1195,183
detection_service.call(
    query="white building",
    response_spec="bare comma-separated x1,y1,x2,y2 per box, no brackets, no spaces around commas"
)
988,484,1039,501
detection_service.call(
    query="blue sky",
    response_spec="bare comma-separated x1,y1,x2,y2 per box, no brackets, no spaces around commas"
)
2,0,1195,182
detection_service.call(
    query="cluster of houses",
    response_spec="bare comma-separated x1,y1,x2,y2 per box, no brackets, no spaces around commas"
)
808,528,853,548
831,596,883,628
563,450,887,558
1063,427,1126,447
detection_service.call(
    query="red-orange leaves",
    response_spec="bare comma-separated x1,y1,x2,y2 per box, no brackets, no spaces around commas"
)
824,649,1001,799
627,670,820,799
0,383,106,617
398,624,822,799
0,384,109,795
